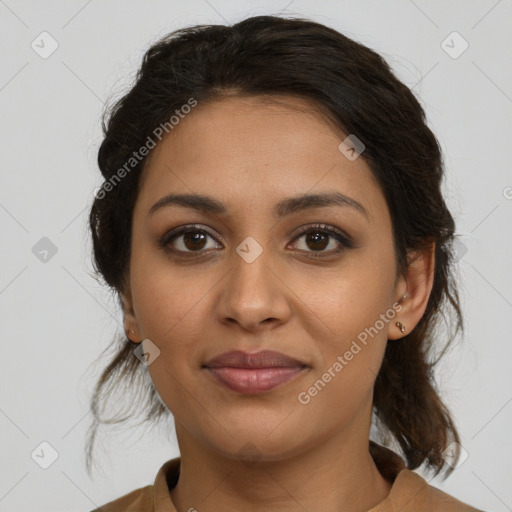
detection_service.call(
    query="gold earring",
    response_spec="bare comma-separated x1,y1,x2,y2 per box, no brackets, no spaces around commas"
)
396,322,406,334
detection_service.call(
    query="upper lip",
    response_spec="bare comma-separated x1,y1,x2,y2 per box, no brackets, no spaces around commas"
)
204,350,308,369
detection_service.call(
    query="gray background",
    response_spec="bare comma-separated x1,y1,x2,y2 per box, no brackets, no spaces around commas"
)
1,1,511,510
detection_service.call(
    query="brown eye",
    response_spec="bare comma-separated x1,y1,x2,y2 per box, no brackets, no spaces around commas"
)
181,231,208,251
161,225,222,253
303,231,329,251
290,224,353,257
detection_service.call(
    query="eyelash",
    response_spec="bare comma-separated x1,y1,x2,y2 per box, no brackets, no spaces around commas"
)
159,223,354,259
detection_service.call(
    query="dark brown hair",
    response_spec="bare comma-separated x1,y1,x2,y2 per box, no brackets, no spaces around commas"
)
86,14,463,477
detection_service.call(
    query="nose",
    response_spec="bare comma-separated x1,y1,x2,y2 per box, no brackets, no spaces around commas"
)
215,243,292,333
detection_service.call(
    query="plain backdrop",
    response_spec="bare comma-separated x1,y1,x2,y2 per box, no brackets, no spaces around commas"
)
1,1,511,511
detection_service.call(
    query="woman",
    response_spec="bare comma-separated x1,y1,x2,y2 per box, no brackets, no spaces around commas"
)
87,14,483,512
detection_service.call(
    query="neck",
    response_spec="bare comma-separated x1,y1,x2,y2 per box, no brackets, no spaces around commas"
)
169,420,392,512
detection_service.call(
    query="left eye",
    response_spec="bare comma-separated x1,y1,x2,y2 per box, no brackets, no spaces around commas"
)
289,225,352,255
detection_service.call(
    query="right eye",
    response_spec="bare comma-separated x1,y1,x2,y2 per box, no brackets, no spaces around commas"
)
160,224,223,254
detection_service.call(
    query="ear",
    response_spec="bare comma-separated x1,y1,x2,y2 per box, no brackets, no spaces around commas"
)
388,242,435,340
120,282,141,343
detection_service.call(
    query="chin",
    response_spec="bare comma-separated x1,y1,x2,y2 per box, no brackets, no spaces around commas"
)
199,421,313,464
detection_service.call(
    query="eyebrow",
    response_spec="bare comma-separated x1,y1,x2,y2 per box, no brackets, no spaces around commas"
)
148,191,369,221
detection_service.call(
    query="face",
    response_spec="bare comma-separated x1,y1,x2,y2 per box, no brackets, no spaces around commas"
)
122,95,408,461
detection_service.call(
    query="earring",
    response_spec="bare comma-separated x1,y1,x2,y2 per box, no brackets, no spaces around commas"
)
396,322,406,334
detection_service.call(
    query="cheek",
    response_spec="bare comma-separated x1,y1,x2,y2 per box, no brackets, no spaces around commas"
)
296,294,391,427
129,266,215,416
297,254,395,399
130,244,207,344
301,254,396,348
132,264,211,415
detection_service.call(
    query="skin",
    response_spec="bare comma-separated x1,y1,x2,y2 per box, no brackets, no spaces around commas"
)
121,95,435,512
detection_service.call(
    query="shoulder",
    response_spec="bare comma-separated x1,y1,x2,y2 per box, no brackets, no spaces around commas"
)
369,443,484,512
388,469,485,512
89,484,154,512
89,457,180,512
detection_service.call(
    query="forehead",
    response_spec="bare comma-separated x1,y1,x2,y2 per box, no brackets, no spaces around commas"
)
135,95,387,224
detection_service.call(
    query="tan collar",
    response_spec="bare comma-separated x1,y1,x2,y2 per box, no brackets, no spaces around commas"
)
151,443,408,512
150,445,477,512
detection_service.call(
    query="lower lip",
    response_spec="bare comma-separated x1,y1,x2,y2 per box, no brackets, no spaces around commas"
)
205,366,306,394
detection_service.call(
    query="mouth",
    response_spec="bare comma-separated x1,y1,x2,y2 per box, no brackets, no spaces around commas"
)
203,350,310,394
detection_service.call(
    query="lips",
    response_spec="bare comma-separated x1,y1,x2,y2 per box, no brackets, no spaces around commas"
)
205,350,307,369
203,350,309,394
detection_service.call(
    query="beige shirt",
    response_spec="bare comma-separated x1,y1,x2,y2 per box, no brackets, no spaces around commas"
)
91,446,483,512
